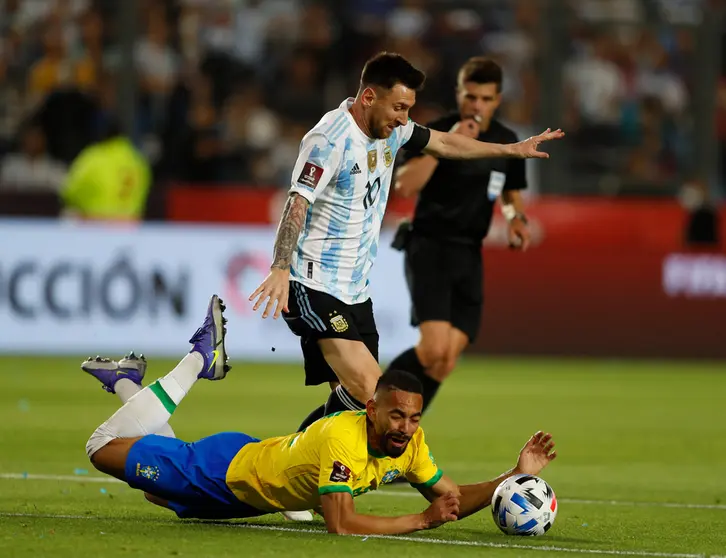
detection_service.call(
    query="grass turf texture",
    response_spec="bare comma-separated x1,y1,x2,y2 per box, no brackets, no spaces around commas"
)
1,356,724,557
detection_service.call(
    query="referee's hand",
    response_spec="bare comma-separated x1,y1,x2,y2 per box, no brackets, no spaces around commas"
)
508,217,531,251
249,268,290,319
450,119,479,138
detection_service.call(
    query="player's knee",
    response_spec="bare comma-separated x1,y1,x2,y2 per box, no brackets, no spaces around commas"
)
345,370,379,403
86,425,114,463
440,357,458,380
418,339,449,368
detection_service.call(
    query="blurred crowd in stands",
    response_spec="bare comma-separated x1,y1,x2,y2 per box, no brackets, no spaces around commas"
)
0,0,722,216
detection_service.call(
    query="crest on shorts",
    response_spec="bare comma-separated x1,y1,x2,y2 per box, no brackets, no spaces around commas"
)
330,314,349,333
136,463,160,481
367,149,377,173
383,146,393,168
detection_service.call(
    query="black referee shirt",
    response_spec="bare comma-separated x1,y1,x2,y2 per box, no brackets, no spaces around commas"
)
401,113,527,244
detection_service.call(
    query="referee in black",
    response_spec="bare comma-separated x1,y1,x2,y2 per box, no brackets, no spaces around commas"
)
387,57,531,413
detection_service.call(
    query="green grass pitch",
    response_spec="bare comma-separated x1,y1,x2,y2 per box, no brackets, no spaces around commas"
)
1,355,725,557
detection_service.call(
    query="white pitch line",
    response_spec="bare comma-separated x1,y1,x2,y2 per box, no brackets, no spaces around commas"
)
3,473,726,512
1,512,722,558
368,490,726,511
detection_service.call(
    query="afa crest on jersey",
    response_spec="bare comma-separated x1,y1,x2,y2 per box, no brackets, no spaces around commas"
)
383,146,393,167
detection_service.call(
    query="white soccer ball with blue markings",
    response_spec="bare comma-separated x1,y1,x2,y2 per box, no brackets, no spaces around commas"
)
491,474,558,536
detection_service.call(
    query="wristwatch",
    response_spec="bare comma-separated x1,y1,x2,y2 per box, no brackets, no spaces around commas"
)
501,204,528,224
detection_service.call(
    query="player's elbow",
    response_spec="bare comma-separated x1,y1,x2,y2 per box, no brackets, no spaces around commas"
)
325,517,351,535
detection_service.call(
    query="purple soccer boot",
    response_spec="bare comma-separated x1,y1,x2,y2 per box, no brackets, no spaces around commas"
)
189,294,230,380
81,351,147,393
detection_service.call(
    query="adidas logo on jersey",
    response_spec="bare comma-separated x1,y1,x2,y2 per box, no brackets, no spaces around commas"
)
350,163,361,175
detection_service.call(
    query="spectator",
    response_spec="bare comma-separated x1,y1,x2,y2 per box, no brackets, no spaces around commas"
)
0,119,66,192
61,121,151,221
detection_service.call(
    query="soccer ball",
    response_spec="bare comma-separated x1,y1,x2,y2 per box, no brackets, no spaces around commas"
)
491,474,557,536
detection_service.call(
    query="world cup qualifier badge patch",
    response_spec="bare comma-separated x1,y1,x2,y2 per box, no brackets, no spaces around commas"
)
330,461,352,483
297,162,324,189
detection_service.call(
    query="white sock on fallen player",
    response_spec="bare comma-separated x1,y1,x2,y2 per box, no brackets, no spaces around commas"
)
86,353,203,457
114,379,176,439
114,378,141,404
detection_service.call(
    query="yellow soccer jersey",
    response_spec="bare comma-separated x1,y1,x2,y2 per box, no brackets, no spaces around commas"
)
225,410,442,512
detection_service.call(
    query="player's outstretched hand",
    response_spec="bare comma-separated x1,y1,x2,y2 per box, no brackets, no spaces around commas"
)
511,129,565,159
421,491,460,529
248,268,290,319
516,431,557,476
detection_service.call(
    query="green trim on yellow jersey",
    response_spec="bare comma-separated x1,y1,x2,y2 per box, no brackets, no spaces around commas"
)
318,485,353,496
410,469,443,489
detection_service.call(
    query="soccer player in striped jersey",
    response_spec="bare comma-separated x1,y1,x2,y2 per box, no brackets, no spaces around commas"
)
249,52,564,428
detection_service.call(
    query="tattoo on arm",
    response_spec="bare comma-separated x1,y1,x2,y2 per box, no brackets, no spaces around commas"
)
271,193,310,270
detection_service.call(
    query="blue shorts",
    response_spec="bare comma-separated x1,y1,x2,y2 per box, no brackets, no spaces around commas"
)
125,431,268,519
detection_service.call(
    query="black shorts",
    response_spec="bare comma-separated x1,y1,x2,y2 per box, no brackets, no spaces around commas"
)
283,280,379,386
404,234,483,342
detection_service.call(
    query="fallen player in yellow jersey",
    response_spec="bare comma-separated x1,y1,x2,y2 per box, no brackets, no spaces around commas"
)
85,295,556,535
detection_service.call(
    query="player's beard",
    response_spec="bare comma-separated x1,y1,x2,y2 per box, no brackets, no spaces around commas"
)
382,431,411,458
368,115,392,139
370,121,386,139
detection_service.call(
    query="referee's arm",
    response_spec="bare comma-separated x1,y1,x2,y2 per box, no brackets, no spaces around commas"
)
395,155,438,198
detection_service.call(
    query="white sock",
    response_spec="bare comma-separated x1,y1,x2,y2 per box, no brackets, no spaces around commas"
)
86,352,202,457
115,379,141,403
114,379,176,438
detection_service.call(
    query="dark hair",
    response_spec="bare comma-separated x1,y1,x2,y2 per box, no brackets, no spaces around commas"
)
458,57,503,92
375,370,424,396
360,52,426,92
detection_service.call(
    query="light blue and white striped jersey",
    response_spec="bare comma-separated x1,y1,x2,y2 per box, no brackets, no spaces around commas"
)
289,98,423,305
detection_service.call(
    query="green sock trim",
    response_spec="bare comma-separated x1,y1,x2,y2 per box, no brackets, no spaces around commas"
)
149,381,177,414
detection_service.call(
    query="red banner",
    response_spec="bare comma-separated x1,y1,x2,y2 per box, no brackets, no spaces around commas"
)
476,246,726,359
167,186,726,358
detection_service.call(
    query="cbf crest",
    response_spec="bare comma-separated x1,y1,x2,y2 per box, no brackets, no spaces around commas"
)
383,146,393,168
382,469,402,484
367,149,377,173
136,463,160,482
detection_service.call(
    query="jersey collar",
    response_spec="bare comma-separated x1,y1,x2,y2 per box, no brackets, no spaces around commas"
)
367,442,387,458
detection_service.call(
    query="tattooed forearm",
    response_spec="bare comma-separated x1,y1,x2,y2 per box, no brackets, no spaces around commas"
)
271,193,310,270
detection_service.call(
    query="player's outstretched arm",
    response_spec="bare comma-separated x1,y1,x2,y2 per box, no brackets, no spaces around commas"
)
423,128,565,160
320,491,459,535
249,192,310,319
415,432,557,520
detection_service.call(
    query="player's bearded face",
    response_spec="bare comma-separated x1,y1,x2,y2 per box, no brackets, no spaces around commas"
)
370,390,423,457
367,85,416,139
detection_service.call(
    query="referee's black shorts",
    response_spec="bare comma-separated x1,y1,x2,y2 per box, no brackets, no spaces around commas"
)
282,280,379,386
404,234,483,343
